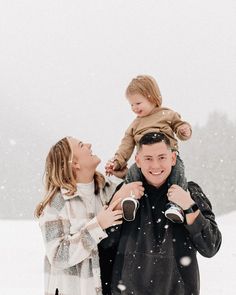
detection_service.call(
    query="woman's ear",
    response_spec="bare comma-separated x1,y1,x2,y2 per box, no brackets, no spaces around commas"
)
72,160,80,170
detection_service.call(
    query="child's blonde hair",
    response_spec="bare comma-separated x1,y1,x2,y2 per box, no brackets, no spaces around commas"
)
35,137,106,218
125,75,162,107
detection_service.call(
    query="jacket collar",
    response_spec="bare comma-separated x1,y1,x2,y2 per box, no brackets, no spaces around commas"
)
60,187,80,200
60,181,95,200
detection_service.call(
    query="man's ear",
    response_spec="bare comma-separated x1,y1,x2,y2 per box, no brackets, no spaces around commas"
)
171,151,177,166
135,154,141,168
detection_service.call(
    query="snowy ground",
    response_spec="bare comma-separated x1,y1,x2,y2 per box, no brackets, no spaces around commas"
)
0,211,235,295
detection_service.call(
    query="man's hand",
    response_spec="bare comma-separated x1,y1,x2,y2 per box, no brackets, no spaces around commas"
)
110,181,145,210
167,184,200,225
118,182,144,200
96,198,123,229
167,184,194,210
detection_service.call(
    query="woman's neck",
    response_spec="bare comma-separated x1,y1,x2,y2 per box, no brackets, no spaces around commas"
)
76,172,94,184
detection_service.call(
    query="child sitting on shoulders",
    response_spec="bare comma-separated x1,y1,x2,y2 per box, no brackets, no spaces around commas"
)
105,74,192,223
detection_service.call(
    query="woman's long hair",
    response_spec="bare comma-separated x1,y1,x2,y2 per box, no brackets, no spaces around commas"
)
35,137,106,218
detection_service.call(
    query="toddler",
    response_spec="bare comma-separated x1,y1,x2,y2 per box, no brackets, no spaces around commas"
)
106,75,192,223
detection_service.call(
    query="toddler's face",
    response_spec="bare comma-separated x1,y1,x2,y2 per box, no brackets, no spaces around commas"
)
127,93,156,117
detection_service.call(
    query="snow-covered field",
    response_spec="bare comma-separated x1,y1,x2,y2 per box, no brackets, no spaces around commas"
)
0,211,235,295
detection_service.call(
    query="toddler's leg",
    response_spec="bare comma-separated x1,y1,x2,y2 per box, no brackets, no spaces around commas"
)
165,154,186,223
125,163,142,183
122,163,141,221
168,154,188,190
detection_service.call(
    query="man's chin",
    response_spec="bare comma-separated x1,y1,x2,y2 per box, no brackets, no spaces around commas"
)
145,174,166,188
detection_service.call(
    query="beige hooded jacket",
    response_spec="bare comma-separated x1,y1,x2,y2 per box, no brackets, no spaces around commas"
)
114,107,192,170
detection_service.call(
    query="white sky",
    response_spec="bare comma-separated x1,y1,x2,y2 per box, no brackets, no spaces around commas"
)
1,0,236,126
1,0,236,197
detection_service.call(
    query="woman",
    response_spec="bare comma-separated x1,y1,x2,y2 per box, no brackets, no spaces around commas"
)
35,137,143,295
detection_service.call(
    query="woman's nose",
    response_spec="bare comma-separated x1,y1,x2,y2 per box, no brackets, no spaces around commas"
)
86,143,91,149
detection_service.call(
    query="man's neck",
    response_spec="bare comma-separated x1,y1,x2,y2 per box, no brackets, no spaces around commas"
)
144,177,168,192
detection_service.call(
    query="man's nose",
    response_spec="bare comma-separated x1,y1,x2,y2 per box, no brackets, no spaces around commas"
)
85,143,91,149
151,159,160,167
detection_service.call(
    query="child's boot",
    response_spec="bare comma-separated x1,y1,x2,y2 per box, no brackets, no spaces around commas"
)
165,202,184,223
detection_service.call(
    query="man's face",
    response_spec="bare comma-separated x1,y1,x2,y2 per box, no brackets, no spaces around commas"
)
135,141,176,188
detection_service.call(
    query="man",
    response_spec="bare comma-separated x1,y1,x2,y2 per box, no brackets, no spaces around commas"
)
102,132,222,295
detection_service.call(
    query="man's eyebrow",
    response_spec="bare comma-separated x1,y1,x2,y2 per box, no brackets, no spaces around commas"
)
143,153,167,157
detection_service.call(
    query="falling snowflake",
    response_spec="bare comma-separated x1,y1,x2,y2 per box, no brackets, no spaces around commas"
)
117,281,126,291
180,256,191,266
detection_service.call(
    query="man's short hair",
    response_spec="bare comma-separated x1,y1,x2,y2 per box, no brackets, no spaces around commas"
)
137,132,171,151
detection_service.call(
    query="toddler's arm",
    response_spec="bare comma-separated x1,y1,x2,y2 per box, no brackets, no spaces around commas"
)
106,123,136,174
170,111,192,141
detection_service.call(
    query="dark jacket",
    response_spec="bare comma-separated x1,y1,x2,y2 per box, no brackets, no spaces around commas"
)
99,180,222,295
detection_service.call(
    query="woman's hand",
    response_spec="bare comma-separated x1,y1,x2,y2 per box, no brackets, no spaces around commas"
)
96,198,123,229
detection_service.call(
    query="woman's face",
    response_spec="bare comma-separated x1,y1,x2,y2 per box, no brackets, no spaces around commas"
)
68,137,101,174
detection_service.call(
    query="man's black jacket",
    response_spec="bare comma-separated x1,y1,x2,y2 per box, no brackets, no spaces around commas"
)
99,181,222,295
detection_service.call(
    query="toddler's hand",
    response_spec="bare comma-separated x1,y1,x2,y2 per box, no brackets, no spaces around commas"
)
105,159,115,176
179,124,191,138
105,158,121,176
112,166,128,179
96,198,123,229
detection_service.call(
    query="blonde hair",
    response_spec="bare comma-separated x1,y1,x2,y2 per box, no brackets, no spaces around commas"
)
35,137,106,218
126,75,162,107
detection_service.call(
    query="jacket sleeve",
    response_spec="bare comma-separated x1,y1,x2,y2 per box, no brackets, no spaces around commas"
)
114,123,136,170
39,194,107,269
184,182,222,258
170,111,192,141
100,179,123,205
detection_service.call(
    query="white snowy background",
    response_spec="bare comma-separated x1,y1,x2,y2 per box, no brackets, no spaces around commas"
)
0,0,236,294
0,211,235,294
